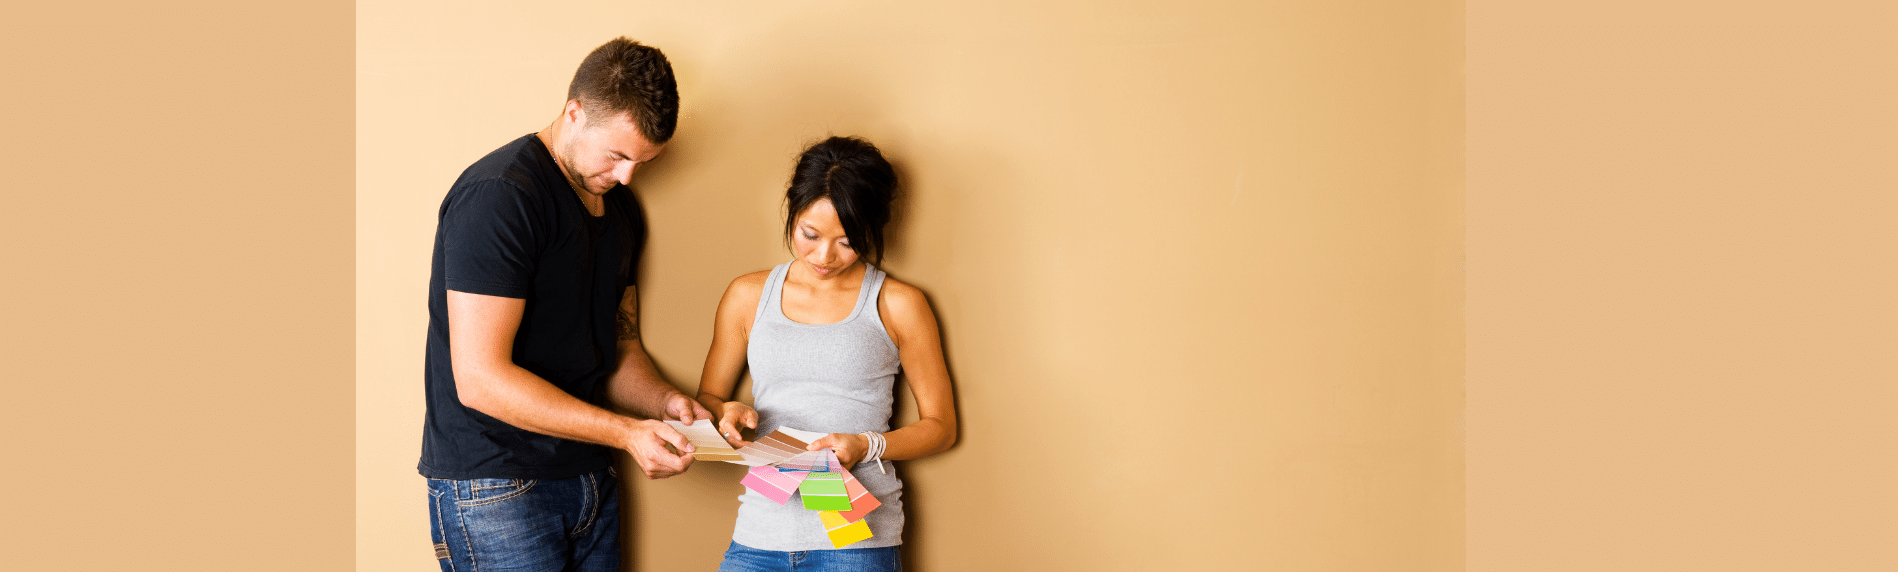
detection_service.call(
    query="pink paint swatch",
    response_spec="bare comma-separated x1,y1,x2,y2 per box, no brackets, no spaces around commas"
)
831,451,882,522
740,464,809,505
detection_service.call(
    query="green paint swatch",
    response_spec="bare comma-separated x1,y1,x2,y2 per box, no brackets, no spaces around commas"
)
799,472,851,510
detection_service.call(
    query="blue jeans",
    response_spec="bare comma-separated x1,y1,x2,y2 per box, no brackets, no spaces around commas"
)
427,466,620,572
717,540,900,572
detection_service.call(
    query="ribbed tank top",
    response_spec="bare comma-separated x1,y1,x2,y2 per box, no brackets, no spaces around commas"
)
731,262,906,551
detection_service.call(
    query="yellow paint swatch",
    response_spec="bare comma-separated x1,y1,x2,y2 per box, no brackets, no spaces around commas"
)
818,510,873,548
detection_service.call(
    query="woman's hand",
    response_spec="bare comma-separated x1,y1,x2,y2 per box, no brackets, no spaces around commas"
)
716,401,758,448
663,392,713,424
808,433,870,469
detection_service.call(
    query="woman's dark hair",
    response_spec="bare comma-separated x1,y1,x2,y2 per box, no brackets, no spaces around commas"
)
784,136,897,266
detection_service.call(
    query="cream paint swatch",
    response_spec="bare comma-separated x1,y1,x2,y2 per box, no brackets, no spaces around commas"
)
662,419,752,464
736,429,813,466
731,427,837,468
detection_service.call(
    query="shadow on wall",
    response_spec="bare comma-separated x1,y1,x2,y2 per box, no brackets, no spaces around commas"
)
879,154,956,572
839,111,1014,572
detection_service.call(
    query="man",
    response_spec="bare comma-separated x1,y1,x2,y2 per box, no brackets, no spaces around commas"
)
419,37,712,571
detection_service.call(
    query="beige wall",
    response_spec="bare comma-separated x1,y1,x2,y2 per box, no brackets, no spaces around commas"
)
3,1,354,570
8,1,1891,570
357,1,1462,570
1466,1,1898,570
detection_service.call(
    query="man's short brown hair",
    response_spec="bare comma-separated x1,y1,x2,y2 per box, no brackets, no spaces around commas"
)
568,37,679,144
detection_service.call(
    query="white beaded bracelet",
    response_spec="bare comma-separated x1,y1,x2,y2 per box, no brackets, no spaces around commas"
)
859,431,887,474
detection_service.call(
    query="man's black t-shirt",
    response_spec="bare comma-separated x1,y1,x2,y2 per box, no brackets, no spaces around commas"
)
419,133,645,480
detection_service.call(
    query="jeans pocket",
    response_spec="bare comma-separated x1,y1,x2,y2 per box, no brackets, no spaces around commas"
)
458,478,537,507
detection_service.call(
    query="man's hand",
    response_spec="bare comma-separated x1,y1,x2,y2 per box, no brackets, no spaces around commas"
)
624,419,695,479
663,392,713,424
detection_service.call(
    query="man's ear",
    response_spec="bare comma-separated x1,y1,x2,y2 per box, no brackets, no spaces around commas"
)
563,100,586,126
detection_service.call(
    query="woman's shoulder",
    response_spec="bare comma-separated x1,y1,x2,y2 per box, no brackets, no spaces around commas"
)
874,274,939,349
876,274,933,320
877,273,923,301
715,270,774,326
733,269,772,286
724,269,773,298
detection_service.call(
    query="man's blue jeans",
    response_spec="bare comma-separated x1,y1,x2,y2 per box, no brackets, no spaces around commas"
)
427,466,620,572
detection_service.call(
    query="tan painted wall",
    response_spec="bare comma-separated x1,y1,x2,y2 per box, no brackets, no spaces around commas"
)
357,1,1463,570
11,1,1890,570
1466,2,1898,570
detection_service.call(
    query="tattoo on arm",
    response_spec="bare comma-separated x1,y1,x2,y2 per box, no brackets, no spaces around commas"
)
617,307,638,341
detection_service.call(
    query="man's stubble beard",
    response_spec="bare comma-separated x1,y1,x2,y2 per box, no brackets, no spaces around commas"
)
559,138,599,198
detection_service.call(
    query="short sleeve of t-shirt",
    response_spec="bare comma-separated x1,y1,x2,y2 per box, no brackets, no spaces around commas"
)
441,180,541,298
613,190,646,290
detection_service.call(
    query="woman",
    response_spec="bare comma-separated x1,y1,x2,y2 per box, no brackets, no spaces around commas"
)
697,136,958,572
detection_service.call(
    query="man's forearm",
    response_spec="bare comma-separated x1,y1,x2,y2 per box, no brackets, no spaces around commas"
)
605,341,684,419
458,362,640,450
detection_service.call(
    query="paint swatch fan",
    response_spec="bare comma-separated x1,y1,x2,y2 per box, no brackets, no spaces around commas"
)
665,419,886,548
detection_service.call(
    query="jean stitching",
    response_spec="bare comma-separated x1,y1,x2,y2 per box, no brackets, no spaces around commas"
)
455,479,537,507
459,506,479,572
454,481,480,572
469,480,515,491
431,486,457,572
570,472,597,540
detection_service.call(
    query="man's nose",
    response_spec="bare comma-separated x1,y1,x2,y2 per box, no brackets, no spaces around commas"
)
614,161,637,185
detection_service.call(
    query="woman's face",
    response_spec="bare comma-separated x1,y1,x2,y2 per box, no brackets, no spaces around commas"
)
791,198,860,279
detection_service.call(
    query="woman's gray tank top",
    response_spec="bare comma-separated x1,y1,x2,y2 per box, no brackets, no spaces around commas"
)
731,262,906,551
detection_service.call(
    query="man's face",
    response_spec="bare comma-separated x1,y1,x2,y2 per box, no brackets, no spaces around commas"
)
559,106,664,196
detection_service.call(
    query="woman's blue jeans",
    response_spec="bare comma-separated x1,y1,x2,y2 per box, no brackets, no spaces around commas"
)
427,466,620,572
716,540,900,572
